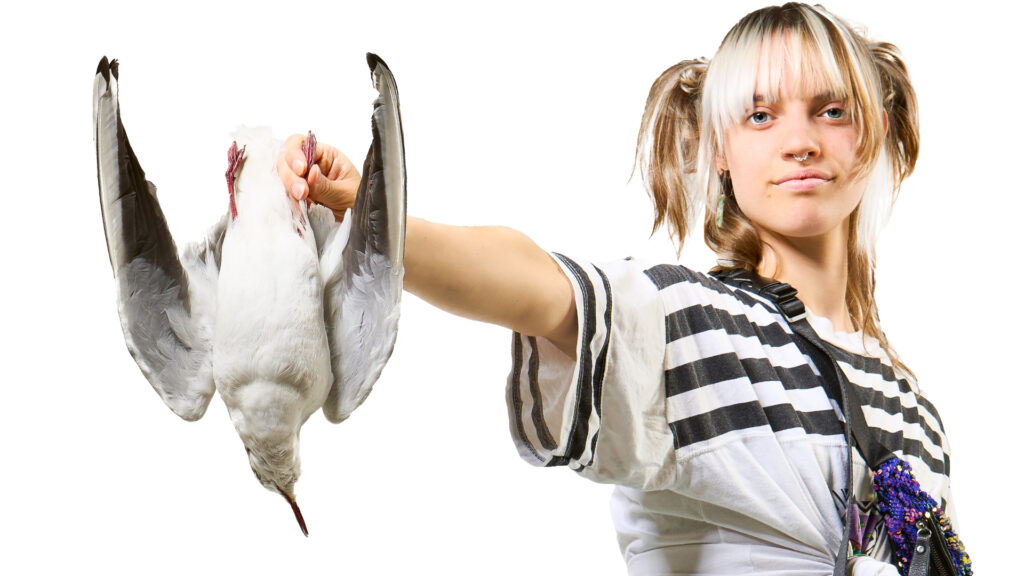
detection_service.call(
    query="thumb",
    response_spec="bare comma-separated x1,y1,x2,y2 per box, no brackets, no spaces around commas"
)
308,165,358,215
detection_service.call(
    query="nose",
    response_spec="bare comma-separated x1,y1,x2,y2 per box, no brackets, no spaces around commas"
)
778,116,821,162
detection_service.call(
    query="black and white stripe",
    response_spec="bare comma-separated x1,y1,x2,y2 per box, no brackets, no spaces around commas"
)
507,254,611,470
507,257,950,490
648,264,949,482
645,267,843,453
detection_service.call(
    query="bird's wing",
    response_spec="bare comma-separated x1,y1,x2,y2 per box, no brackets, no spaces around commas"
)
321,54,407,424
94,57,221,421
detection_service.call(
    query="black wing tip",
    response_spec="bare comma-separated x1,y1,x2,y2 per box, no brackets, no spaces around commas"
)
366,53,390,75
96,56,119,81
366,53,400,108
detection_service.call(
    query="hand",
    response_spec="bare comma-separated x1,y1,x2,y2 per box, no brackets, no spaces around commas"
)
277,133,361,222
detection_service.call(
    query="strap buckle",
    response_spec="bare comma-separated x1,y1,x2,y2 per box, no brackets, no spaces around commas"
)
711,268,806,321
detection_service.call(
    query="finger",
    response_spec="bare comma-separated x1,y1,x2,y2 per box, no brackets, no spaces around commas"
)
326,154,344,180
284,133,308,176
313,172,359,213
276,153,307,200
277,152,309,201
316,143,359,179
288,193,303,216
314,140,336,165
307,164,321,190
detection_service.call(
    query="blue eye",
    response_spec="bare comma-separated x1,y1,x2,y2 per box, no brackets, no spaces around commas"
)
749,111,771,125
823,107,845,120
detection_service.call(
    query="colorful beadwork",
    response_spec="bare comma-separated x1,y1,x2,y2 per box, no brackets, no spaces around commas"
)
872,458,972,576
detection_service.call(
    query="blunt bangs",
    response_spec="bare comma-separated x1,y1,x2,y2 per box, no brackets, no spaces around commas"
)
697,3,890,251
723,31,848,129
703,5,873,151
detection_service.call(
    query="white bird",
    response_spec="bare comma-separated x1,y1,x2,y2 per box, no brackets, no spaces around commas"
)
92,54,406,535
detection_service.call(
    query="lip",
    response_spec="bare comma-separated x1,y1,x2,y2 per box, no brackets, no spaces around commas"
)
773,169,831,191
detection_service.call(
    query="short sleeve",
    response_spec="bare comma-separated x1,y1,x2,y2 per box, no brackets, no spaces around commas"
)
506,254,677,490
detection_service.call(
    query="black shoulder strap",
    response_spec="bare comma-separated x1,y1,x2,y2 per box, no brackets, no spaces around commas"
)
710,268,892,465
710,268,894,576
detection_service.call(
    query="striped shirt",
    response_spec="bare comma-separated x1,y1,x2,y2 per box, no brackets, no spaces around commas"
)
506,256,955,575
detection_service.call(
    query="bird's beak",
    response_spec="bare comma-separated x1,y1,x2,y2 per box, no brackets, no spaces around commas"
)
278,487,309,537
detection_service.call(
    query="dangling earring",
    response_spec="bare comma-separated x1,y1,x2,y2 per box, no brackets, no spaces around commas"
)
716,171,733,227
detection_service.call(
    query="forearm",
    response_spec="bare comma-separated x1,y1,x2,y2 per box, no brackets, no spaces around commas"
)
405,217,578,358
274,137,578,355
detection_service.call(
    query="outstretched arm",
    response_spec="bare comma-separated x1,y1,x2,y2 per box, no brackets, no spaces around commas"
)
277,135,579,359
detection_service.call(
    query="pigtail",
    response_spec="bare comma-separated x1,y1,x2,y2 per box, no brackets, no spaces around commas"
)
871,41,919,191
855,40,919,381
634,58,708,249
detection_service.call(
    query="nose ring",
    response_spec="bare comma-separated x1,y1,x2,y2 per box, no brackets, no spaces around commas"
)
793,153,809,162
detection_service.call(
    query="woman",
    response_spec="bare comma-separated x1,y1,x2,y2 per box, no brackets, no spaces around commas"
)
278,4,962,574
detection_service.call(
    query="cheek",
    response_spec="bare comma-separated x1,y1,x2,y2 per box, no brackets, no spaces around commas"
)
731,175,771,213
724,149,772,201
722,137,773,193
840,175,868,213
833,134,866,207
732,187,779,233
830,127,861,172
724,147,776,225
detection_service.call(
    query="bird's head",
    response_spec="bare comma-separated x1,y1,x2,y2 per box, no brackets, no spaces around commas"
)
228,386,308,536
243,440,308,537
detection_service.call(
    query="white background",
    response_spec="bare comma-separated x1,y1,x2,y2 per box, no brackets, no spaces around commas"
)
1,1,1018,573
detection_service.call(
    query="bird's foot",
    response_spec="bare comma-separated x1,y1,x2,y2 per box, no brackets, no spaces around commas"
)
300,131,317,222
291,131,318,237
302,130,317,182
225,141,246,220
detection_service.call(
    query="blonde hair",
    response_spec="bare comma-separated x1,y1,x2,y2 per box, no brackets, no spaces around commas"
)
635,3,919,375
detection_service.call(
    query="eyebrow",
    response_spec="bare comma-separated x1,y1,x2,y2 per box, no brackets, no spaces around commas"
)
751,90,846,105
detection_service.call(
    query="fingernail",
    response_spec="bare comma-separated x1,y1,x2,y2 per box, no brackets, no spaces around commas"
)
291,182,305,199
292,159,304,173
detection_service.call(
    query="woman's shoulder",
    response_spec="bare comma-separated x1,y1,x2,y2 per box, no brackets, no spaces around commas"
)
576,257,778,310
636,261,797,327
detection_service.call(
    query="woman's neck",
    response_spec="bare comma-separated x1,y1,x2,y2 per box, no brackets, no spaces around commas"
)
756,218,854,333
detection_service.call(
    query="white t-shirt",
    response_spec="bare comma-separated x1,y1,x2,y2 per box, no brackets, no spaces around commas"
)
506,256,955,575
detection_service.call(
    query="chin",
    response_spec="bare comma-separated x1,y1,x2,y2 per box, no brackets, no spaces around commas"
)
782,221,838,238
757,211,847,241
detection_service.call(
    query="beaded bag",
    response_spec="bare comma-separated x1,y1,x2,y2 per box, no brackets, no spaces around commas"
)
873,458,971,576
711,269,972,576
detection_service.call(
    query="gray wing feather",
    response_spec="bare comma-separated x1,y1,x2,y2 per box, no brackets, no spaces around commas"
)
322,54,406,423
94,57,220,421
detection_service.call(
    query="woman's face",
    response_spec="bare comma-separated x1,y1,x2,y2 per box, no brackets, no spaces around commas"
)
718,76,868,245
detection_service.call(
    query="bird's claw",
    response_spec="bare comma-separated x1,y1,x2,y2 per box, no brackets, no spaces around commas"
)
293,130,317,231
302,131,317,173
225,141,247,220
300,131,318,220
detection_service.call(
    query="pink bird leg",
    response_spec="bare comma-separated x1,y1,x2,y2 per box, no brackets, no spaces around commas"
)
302,130,317,178
300,132,318,220
292,130,318,236
225,141,246,220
